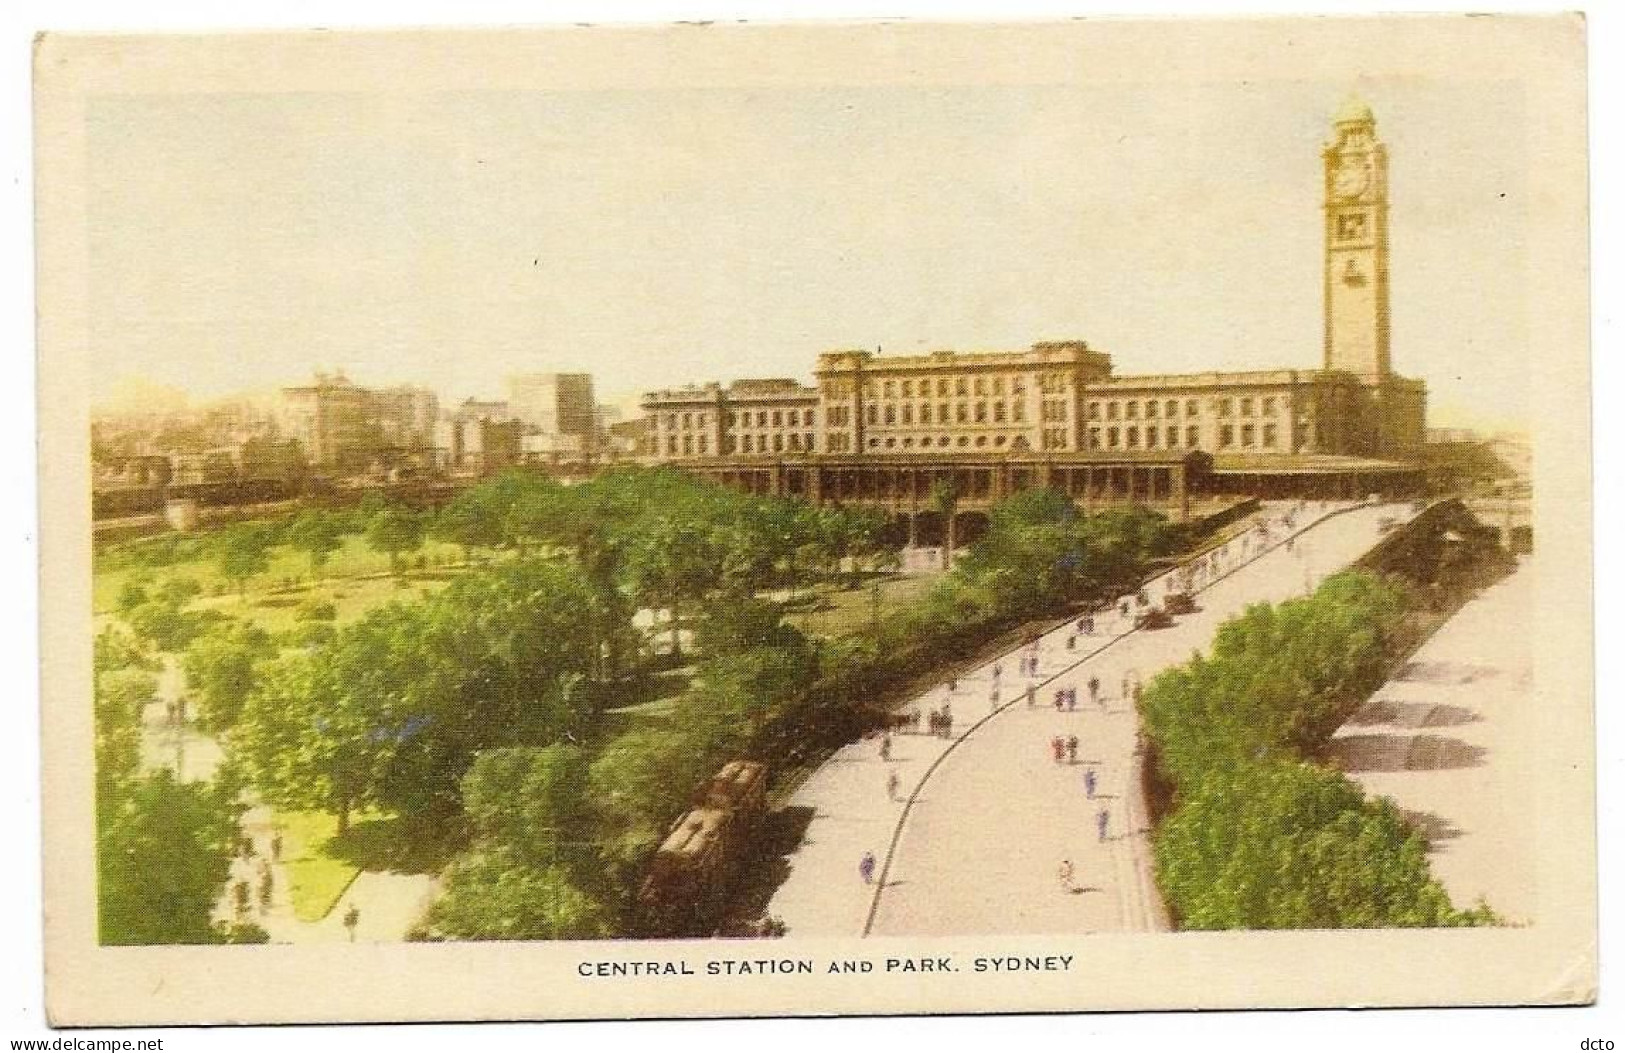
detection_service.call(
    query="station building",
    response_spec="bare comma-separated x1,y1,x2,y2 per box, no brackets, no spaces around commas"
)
639,97,1427,510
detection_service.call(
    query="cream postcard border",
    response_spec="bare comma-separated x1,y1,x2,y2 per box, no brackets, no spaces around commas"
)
35,14,1593,1025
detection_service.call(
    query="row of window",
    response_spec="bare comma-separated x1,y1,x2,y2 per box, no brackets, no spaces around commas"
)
664,432,819,456
1085,422,1282,451
663,408,820,431
1084,395,1282,423
663,393,1289,433
861,375,1030,400
859,400,1030,427
866,434,1024,451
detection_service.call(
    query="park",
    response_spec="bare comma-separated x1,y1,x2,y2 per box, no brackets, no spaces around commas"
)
91,464,1512,945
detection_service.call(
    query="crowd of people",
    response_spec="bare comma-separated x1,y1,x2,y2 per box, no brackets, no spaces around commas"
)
856,502,1328,903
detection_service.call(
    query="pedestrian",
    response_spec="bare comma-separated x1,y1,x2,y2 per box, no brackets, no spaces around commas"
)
1096,808,1110,843
1076,616,1087,634
1066,688,1077,712
343,903,360,941
1088,676,1100,706
1058,859,1075,893
880,733,892,761
1119,598,1130,618
1083,614,1094,635
1053,690,1064,712
859,851,877,885
887,770,901,802
233,880,250,919
1025,685,1036,708
1066,634,1076,652
947,677,957,694
940,704,953,738
271,831,283,863
1050,736,1065,764
992,662,1002,681
258,873,273,914
1066,734,1078,765
1084,768,1097,799
989,686,1000,712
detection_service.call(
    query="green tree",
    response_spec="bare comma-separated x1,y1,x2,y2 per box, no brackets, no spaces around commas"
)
365,506,426,576
288,509,345,577
95,667,153,810
433,489,505,562
627,516,720,659
429,849,614,940
1154,760,1484,929
97,769,239,945
930,477,961,567
116,573,153,616
459,745,590,865
183,622,277,732
217,524,273,599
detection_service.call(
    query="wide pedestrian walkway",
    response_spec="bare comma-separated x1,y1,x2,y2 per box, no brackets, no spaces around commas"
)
768,500,1411,936
1327,559,1536,924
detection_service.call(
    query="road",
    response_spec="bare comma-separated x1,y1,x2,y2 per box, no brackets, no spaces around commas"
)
765,500,1415,937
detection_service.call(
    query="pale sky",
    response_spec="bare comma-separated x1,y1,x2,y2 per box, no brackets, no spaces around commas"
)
86,78,1529,428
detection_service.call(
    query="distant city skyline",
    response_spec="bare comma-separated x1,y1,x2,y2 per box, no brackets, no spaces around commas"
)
87,80,1530,432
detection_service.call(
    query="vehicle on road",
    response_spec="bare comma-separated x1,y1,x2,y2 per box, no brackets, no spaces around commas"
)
637,760,769,938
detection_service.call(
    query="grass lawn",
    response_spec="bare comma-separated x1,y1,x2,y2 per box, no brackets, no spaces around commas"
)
93,532,472,617
276,808,458,923
276,809,368,923
784,572,940,640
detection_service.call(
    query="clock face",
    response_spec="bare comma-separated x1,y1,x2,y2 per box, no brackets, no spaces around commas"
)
1333,162,1369,198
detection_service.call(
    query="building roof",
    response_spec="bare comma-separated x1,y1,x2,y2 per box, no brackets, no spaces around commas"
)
1334,93,1376,125
1211,453,1417,475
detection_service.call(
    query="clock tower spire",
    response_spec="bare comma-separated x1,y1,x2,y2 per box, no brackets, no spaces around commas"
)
1322,94,1391,377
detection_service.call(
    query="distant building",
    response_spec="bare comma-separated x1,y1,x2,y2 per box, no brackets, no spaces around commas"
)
278,373,439,473
373,385,440,449
434,398,524,474
508,373,597,453
279,372,377,470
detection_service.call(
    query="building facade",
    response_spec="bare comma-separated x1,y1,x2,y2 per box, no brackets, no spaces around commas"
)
638,98,1427,497
508,373,598,452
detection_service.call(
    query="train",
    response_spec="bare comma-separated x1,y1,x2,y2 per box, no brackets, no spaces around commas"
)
636,760,769,938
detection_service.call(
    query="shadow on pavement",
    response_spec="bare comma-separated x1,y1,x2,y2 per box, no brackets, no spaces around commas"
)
1344,699,1481,729
722,805,818,933
1398,807,1465,845
1325,733,1487,773
1394,660,1503,685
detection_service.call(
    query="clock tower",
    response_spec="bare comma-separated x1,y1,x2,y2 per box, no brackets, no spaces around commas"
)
1322,95,1391,378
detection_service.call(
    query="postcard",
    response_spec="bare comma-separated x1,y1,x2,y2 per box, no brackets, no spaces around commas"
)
35,13,1592,1025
